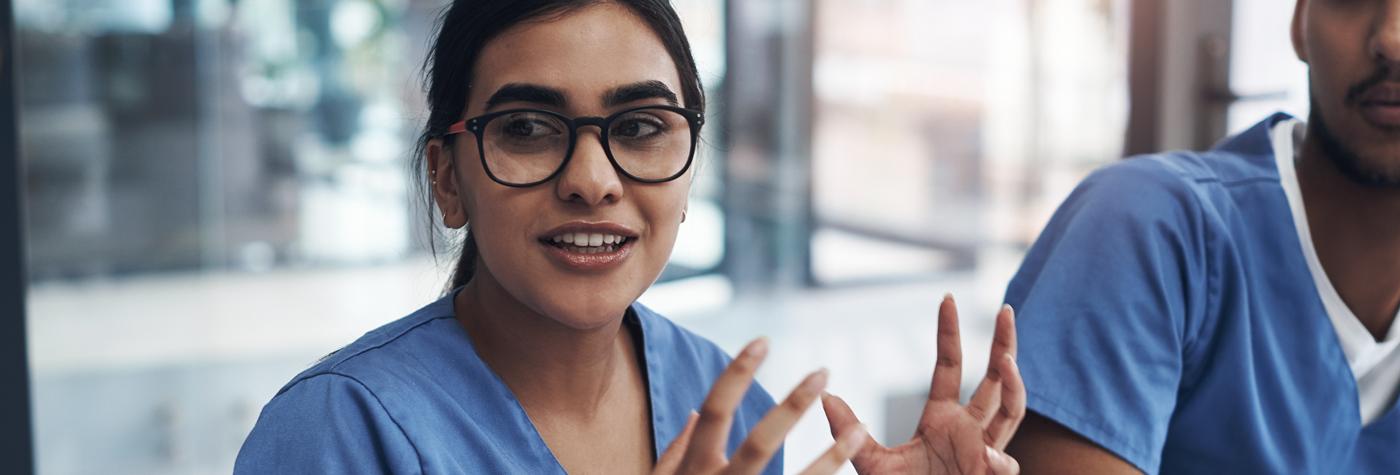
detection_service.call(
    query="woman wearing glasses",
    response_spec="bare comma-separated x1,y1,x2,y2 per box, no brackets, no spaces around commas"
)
235,1,1024,473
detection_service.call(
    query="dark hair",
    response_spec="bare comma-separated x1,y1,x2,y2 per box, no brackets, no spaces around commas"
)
412,0,706,292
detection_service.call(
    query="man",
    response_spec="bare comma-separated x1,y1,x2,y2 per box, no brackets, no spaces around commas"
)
1003,0,1400,472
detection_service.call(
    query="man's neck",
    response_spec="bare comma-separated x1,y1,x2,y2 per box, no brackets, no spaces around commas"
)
1296,131,1400,340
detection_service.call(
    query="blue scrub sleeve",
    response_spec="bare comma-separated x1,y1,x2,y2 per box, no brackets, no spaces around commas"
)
739,383,782,475
1004,160,1207,474
234,373,421,474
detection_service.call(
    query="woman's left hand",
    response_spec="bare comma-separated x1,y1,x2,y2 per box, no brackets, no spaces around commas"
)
821,295,1025,474
653,338,867,475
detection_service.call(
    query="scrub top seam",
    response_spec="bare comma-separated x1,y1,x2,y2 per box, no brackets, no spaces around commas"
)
1178,184,1212,388
324,315,457,374
300,371,427,474
1187,175,1279,188
630,305,669,462
1126,158,1214,376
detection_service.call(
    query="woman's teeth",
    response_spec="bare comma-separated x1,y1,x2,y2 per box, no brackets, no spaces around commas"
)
547,233,629,253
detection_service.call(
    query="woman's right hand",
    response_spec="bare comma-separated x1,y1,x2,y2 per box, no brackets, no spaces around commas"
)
654,338,869,475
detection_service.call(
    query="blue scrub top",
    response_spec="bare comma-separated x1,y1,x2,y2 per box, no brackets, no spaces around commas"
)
1006,113,1400,474
234,292,780,474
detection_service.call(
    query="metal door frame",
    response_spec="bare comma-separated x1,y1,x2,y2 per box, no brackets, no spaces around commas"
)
1,0,36,470
1125,0,1236,155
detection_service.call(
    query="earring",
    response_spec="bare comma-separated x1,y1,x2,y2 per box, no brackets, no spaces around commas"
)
430,169,438,186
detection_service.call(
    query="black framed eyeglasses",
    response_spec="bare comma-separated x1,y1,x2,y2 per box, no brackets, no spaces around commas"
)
443,105,705,187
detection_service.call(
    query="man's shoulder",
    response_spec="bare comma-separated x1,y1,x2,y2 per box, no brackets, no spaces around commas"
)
1075,114,1288,224
1120,112,1288,190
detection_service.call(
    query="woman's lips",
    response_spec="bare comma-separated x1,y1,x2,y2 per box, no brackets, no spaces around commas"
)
538,236,635,271
537,221,640,271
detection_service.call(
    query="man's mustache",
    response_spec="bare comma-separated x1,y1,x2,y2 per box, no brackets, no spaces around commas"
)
1344,63,1400,105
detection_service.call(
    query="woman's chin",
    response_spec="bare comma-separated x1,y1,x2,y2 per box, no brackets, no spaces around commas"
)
532,291,639,331
547,309,632,331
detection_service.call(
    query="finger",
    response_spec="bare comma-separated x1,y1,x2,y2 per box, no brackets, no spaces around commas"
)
684,338,770,467
990,304,1017,360
929,294,963,402
819,393,882,470
727,369,829,472
654,412,699,475
985,447,1021,475
984,354,1027,450
796,424,868,475
968,305,1017,426
966,372,1002,428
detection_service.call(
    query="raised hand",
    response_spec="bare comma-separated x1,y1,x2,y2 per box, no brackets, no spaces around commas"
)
822,295,1025,474
655,338,870,475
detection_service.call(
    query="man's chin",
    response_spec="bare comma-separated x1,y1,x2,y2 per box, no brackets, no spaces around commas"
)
1330,144,1400,188
1310,111,1400,188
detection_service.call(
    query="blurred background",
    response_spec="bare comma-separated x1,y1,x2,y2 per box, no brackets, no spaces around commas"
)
1,0,1309,473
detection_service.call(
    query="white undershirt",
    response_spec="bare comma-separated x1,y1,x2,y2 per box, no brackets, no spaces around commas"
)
1272,118,1400,424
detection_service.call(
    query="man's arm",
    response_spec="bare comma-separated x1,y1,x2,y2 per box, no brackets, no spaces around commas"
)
1006,412,1142,474
1001,158,1212,474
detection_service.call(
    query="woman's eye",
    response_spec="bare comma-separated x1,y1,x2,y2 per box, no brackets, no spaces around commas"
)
504,119,558,138
612,117,664,138
504,121,532,136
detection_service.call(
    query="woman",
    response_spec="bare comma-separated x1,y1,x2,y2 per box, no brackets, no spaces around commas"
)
235,1,1024,473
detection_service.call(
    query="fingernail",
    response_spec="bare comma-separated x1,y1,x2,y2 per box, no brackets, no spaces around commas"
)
943,292,955,302
801,368,830,392
837,424,867,454
1001,303,1014,315
985,446,1001,463
744,338,770,359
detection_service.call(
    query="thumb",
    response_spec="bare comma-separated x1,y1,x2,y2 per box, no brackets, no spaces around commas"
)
820,393,862,439
985,447,1020,475
820,393,880,469
654,411,700,475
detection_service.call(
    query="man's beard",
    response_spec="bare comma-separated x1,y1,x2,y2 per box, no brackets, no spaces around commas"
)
1310,88,1400,188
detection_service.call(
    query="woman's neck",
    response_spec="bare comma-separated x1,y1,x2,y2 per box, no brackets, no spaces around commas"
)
453,270,638,417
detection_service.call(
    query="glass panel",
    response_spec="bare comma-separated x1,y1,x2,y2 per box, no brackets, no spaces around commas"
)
810,0,1130,284
17,0,1140,471
667,0,726,275
1228,0,1309,134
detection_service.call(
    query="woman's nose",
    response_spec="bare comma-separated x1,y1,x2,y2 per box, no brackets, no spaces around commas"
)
555,130,624,206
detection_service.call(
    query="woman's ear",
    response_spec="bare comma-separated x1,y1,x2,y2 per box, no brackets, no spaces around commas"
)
427,138,469,229
681,171,696,223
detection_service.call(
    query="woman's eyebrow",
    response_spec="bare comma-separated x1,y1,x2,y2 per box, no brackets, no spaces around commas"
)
603,80,679,108
485,83,568,109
